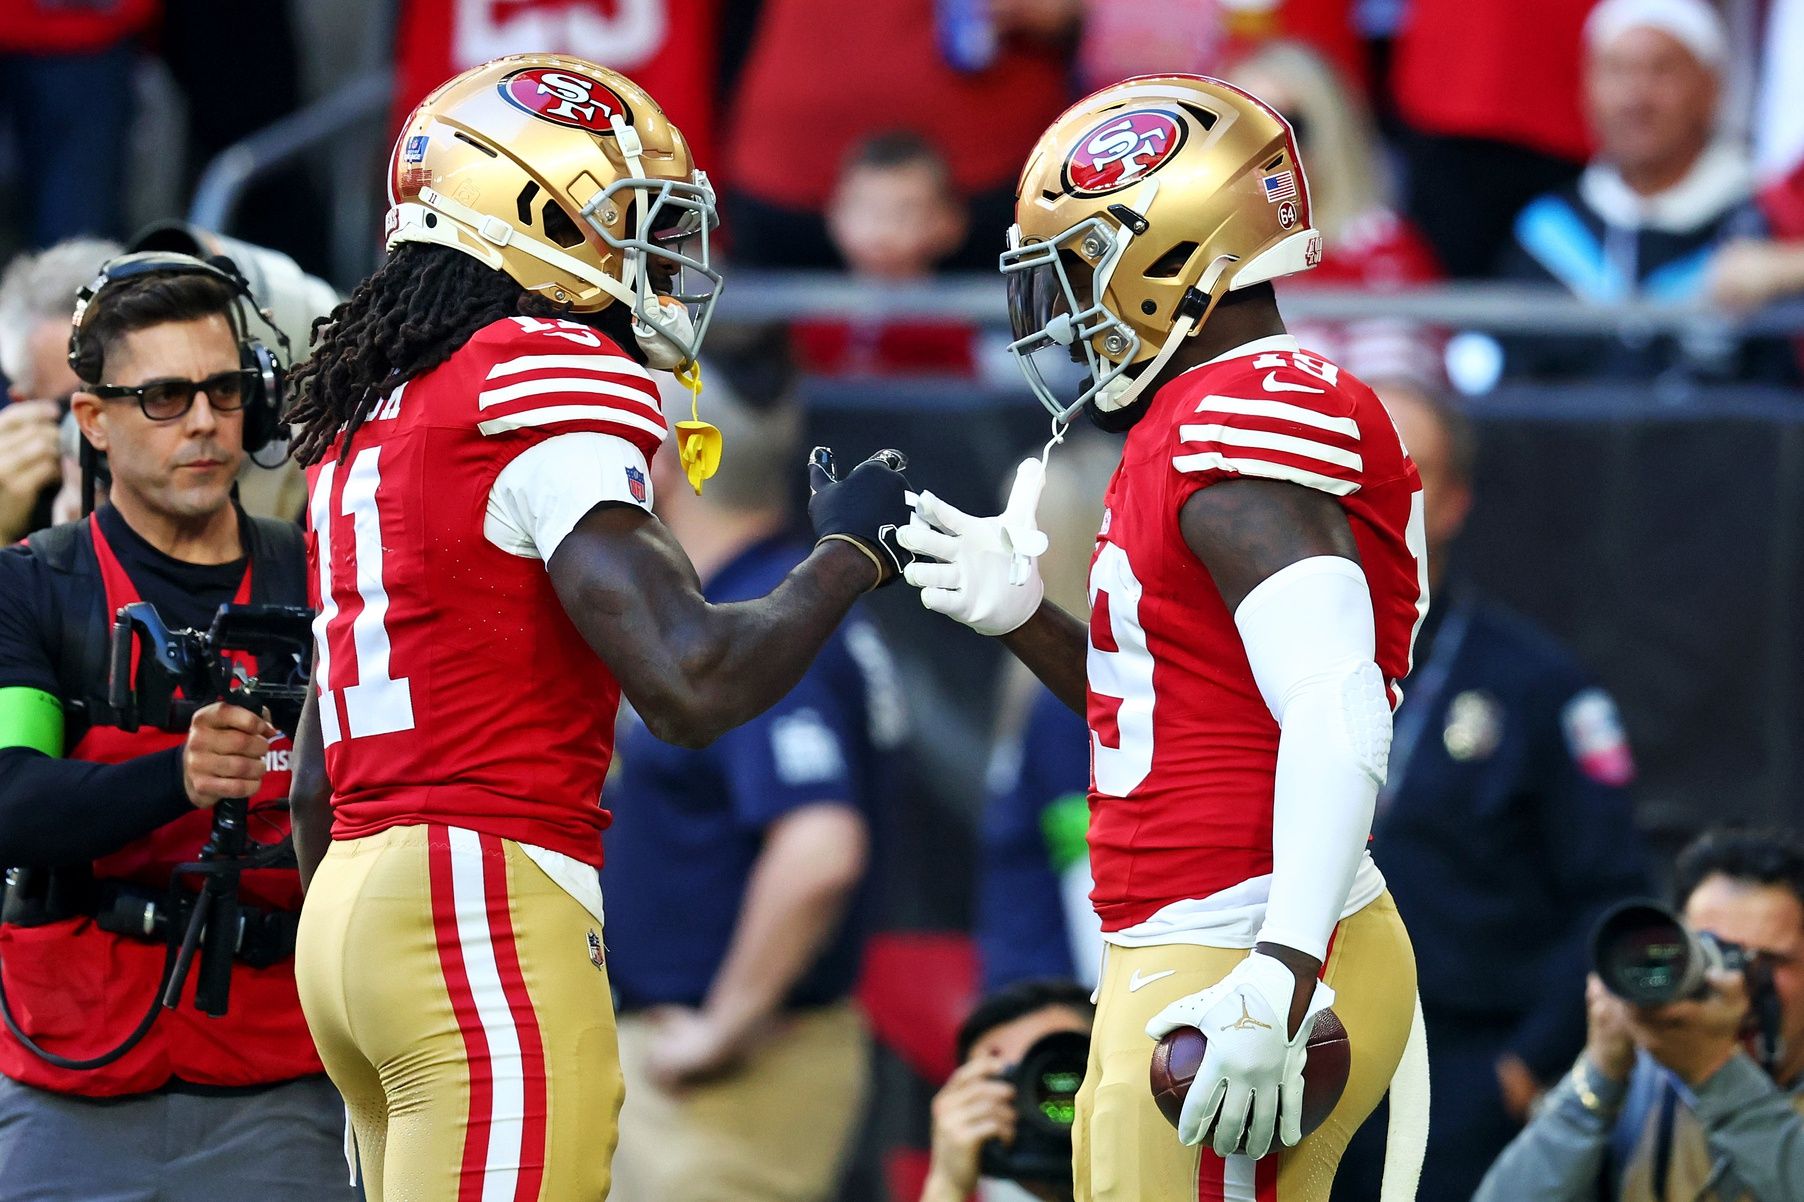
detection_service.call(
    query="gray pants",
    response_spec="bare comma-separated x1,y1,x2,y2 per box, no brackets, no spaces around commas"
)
0,1074,357,1202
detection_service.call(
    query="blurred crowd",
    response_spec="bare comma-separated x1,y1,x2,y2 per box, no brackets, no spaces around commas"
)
1,1,1802,1201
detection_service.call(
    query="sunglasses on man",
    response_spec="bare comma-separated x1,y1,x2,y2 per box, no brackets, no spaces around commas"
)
89,369,255,422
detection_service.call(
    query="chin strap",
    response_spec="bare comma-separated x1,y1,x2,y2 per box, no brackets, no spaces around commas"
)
1093,308,1199,413
1092,260,1227,415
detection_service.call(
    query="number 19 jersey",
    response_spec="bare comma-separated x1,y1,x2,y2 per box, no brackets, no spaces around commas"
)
305,317,669,867
1086,335,1427,932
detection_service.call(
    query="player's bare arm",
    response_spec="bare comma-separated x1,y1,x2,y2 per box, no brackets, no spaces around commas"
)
549,496,893,749
998,603,1088,714
1178,476,1360,1029
289,668,330,892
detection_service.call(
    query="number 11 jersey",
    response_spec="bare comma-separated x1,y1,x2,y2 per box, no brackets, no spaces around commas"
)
1085,335,1427,933
304,316,668,867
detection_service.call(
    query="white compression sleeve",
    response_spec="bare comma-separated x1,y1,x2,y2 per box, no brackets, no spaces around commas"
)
1234,555,1392,961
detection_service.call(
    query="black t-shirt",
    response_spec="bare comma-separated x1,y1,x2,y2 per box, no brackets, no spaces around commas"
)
0,507,249,697
94,505,248,637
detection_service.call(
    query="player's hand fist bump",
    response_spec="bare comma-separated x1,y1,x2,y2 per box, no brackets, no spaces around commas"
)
807,446,912,588
1145,952,1334,1159
182,702,278,809
899,457,1048,636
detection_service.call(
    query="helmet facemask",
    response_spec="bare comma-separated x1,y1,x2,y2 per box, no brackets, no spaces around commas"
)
580,168,722,369
1001,213,1142,425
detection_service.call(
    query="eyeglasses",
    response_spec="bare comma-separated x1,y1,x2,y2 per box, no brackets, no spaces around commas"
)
90,369,254,422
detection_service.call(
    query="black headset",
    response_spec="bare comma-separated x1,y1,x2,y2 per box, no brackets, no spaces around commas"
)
66,251,291,457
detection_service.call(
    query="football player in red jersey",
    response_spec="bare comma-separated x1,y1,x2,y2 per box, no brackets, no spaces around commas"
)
899,77,1429,1202
281,56,911,1202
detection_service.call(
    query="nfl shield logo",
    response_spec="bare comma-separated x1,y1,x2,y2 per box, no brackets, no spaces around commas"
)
587,929,605,971
403,134,429,162
625,466,648,504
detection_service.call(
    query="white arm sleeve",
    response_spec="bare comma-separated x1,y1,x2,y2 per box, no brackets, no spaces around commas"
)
1234,555,1392,961
484,432,654,562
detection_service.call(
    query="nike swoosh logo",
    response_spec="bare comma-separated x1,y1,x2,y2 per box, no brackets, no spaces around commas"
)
1263,371,1325,394
1128,968,1176,992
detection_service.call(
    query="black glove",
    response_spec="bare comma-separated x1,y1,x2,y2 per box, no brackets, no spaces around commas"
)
807,446,912,588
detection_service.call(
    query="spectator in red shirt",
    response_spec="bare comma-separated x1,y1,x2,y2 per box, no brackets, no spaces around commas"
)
1388,0,1593,276
792,133,982,377
721,0,1072,270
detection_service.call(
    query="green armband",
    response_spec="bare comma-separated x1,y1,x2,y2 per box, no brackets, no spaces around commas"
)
0,688,64,756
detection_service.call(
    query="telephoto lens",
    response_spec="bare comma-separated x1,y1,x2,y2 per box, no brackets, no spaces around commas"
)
1592,899,1744,1005
979,1029,1090,1184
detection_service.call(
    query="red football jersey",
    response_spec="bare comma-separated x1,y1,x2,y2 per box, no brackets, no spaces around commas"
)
1086,336,1426,931
306,316,668,866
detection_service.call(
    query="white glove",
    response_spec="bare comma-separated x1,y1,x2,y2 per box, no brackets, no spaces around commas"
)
896,457,1049,636
1145,952,1334,1159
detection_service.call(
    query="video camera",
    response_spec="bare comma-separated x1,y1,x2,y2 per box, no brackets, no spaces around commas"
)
107,601,312,1018
979,1029,1089,1186
1592,899,1785,1072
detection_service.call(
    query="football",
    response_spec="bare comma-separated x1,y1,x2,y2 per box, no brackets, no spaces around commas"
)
1148,1009,1351,1147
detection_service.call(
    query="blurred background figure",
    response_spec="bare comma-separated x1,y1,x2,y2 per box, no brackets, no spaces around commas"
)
0,1,151,249
1332,381,1651,1202
1494,0,1794,382
1475,827,1804,1202
976,434,1116,993
827,133,970,285
1386,0,1593,277
720,0,1070,270
0,238,120,543
605,340,906,1202
793,132,982,378
920,979,1093,1202
1226,39,1444,386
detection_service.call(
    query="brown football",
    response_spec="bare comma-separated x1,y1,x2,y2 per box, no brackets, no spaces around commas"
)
1148,1009,1351,1149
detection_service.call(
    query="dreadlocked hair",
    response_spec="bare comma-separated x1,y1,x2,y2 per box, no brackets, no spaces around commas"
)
287,243,594,466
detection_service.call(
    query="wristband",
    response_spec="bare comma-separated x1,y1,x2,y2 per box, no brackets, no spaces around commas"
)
0,687,64,756
817,534,885,591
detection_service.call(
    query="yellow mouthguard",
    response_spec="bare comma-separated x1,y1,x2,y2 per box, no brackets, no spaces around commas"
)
672,360,721,496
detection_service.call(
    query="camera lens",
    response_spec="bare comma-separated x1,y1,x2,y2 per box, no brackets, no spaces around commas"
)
1016,1031,1089,1133
1593,900,1702,1005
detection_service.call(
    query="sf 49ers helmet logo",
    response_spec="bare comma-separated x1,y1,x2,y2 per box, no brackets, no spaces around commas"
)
1064,109,1188,197
499,67,630,134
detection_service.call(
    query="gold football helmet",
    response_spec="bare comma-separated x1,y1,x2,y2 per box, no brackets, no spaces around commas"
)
385,54,720,368
1002,74,1322,420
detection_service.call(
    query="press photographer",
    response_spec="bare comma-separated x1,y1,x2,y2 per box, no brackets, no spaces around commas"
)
922,979,1094,1202
1475,828,1804,1202
0,254,352,1199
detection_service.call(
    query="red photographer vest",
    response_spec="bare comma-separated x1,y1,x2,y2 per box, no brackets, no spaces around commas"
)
0,513,322,1097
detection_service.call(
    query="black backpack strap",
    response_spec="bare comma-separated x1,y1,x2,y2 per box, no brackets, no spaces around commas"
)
243,516,306,606
21,523,105,735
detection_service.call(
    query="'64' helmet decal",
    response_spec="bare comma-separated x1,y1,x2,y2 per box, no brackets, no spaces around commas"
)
499,67,631,134
1063,108,1188,197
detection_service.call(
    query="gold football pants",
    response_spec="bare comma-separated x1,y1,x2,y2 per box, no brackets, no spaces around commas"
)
296,825,621,1202
1075,892,1416,1202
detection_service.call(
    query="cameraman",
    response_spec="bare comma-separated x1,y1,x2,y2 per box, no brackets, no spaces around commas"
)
1475,828,1804,1202
0,255,352,1198
923,979,1094,1202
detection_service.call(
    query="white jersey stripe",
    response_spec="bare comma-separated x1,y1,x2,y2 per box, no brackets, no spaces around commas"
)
1190,395,1360,438
1179,424,1364,471
447,827,526,1202
477,404,667,440
1172,450,1361,496
306,460,342,748
1223,1154,1259,1201
478,376,659,410
485,354,654,383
